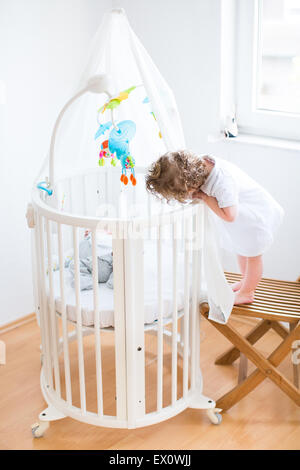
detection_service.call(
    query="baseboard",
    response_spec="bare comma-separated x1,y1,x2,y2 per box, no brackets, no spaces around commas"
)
0,313,36,335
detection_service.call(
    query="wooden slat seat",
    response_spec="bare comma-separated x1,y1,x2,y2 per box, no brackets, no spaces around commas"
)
225,272,300,322
200,272,300,414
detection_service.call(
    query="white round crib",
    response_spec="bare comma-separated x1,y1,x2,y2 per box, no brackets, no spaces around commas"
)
27,165,222,437
26,8,225,435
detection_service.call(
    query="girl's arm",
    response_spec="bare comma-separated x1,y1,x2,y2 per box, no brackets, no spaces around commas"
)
193,190,237,222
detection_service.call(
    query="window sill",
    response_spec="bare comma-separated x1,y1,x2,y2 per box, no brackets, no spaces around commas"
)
208,133,300,152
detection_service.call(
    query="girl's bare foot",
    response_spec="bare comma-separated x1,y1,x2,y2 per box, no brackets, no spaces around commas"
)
234,291,255,305
231,280,243,292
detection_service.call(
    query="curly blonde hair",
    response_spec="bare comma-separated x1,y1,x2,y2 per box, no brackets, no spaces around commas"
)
145,150,209,203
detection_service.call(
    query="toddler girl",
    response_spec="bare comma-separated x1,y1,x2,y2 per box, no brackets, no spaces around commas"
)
145,150,284,305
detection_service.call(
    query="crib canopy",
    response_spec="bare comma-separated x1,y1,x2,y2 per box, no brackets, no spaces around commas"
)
39,8,185,186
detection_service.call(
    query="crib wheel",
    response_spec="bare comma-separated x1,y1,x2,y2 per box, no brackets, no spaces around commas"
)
206,408,222,425
31,421,49,438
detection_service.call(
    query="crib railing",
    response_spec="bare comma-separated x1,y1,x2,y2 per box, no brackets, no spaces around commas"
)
31,168,205,429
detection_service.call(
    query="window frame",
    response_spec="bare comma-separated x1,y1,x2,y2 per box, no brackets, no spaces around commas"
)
235,0,300,141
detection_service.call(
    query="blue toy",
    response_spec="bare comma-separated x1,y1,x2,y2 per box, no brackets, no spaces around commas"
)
96,120,136,185
95,85,139,185
108,120,136,185
37,181,53,196
95,121,112,140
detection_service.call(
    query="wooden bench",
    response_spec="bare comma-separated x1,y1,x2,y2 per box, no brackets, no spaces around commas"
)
200,272,300,412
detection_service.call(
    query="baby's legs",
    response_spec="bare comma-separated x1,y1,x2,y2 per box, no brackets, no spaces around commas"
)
231,255,247,291
234,255,263,305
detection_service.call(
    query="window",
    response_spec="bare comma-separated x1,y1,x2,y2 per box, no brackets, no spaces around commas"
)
236,0,300,141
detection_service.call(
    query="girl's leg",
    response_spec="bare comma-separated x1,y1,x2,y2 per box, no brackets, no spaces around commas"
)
234,255,263,305
231,255,247,292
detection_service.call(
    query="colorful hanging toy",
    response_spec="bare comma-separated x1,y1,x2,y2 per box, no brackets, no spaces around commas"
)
95,86,137,185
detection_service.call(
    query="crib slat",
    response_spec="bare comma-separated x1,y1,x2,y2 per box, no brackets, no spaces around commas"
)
190,212,198,389
92,229,104,417
73,226,87,414
171,219,178,406
156,225,163,411
33,222,42,327
147,193,152,238
195,206,204,388
57,223,72,404
124,235,146,425
37,215,53,388
46,219,61,397
112,238,127,421
183,216,191,397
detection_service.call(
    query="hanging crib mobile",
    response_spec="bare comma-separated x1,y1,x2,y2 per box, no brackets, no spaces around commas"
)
95,86,138,185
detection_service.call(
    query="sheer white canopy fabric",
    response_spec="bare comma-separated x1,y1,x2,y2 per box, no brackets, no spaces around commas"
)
202,207,234,324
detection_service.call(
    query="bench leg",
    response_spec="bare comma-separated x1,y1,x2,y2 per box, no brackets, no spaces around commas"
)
238,353,248,384
202,312,300,411
214,319,271,365
290,322,300,389
271,321,289,339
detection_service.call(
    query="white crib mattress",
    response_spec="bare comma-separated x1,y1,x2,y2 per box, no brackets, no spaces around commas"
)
51,240,187,328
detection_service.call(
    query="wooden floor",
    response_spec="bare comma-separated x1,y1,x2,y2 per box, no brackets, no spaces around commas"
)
0,315,299,450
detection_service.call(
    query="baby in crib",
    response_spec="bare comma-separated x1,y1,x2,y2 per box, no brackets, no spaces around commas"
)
145,150,284,305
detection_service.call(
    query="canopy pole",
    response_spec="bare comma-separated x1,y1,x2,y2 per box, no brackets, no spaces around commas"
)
49,87,88,190
48,75,113,190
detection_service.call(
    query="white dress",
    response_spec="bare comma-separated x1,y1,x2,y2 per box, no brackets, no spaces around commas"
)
200,156,284,257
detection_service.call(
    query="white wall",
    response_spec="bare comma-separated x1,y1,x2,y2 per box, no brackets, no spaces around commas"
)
1,0,299,326
0,0,110,326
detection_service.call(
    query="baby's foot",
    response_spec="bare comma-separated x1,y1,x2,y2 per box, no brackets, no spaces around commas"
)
231,280,243,292
234,291,254,305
